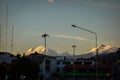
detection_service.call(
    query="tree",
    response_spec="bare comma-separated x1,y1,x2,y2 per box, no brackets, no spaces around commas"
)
9,56,39,80
0,63,6,80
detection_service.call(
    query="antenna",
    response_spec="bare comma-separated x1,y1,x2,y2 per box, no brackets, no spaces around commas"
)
0,25,1,51
11,26,14,53
5,5,8,52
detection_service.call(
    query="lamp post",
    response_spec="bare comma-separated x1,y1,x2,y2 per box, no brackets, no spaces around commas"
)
42,34,49,55
72,45,76,80
72,45,76,60
72,24,98,80
42,34,49,79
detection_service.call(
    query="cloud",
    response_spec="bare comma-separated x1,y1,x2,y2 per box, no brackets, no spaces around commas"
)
51,34,88,41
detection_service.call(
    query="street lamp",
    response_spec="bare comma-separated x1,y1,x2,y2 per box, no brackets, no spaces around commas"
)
72,24,98,80
42,34,49,55
72,45,76,80
72,45,76,60
42,34,49,79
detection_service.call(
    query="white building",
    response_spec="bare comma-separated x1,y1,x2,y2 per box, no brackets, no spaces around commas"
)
39,58,57,80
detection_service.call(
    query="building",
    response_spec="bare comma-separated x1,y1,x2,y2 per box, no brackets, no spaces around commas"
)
27,52,57,80
52,59,114,80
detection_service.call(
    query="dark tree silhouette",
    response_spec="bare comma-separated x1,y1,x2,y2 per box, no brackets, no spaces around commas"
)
0,63,6,80
9,56,39,80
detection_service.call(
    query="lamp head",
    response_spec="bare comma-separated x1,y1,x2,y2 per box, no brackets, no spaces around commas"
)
72,25,76,27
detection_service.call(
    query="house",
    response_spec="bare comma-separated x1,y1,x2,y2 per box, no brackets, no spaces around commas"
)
0,52,17,64
27,52,57,80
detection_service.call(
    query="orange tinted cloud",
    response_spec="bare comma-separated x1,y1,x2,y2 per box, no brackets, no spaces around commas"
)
51,34,88,41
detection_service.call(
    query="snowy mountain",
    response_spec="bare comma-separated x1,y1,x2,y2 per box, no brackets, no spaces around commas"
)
88,45,118,54
61,51,71,56
25,45,119,58
47,49,59,56
25,46,58,56
78,45,119,58
25,46,45,55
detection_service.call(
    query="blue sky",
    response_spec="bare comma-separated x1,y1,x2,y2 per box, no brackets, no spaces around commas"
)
0,0,120,55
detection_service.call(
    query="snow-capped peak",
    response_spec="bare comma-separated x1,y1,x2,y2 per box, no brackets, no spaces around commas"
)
25,46,59,56
25,46,46,55
89,45,118,54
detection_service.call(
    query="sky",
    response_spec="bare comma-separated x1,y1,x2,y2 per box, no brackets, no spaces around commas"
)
0,0,120,55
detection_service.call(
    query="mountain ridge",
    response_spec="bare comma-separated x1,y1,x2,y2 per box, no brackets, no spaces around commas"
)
25,45,119,58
